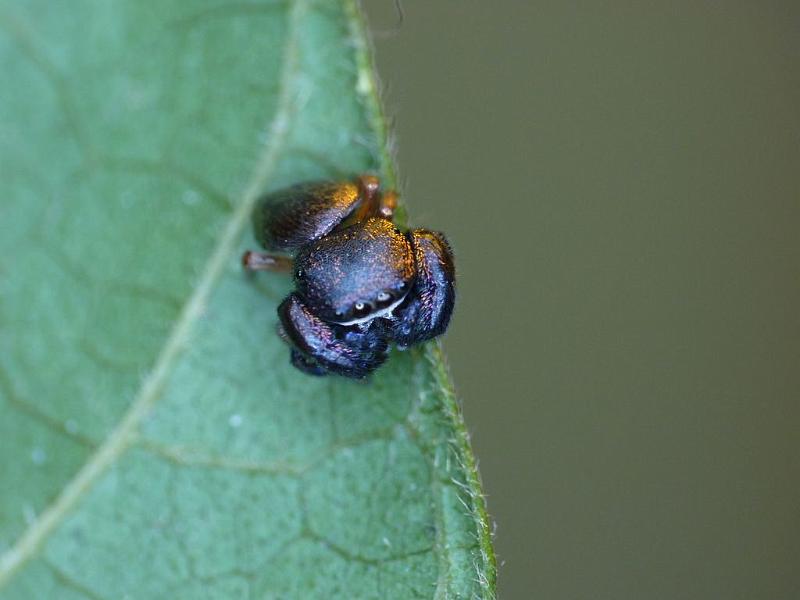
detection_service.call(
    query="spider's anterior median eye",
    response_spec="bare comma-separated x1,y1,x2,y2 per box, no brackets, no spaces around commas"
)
376,291,393,307
353,301,371,317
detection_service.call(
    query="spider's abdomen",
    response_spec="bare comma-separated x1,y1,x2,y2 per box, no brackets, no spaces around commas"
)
253,181,361,252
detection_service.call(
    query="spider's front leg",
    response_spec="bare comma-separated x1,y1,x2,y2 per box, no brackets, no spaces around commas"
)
278,294,390,378
391,230,456,348
289,348,329,377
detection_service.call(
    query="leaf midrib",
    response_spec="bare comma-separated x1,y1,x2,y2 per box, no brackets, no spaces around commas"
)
0,0,305,586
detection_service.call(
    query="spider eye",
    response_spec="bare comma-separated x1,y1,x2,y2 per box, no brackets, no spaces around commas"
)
396,281,409,292
375,290,394,308
353,302,371,317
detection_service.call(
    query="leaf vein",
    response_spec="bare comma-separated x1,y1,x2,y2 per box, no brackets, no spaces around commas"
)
0,0,306,586
42,557,108,600
0,10,93,159
0,366,97,449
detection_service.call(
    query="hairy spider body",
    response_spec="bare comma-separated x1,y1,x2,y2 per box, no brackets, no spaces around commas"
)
243,175,455,378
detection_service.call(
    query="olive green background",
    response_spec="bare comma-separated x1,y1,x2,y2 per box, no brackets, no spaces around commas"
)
364,2,799,599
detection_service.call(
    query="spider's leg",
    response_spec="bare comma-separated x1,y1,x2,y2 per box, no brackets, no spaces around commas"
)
377,189,398,219
241,251,293,272
346,175,398,223
278,293,389,378
391,229,455,347
290,348,329,376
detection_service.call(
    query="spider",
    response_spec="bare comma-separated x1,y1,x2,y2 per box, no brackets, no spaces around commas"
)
242,175,455,378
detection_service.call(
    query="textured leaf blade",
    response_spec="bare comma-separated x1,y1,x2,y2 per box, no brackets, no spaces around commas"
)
0,1,495,598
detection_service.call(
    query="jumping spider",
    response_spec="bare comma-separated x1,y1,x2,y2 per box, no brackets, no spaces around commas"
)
242,175,455,378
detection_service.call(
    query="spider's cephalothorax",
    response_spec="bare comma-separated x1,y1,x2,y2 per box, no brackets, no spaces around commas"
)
242,175,455,378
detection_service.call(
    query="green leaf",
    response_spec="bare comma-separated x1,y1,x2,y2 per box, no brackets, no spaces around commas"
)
0,0,495,597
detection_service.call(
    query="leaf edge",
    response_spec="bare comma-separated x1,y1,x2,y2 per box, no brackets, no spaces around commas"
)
344,1,498,596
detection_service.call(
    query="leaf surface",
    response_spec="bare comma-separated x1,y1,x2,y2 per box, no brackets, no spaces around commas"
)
0,1,494,597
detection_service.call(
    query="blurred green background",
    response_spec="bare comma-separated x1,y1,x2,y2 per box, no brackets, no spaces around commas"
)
364,2,800,599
